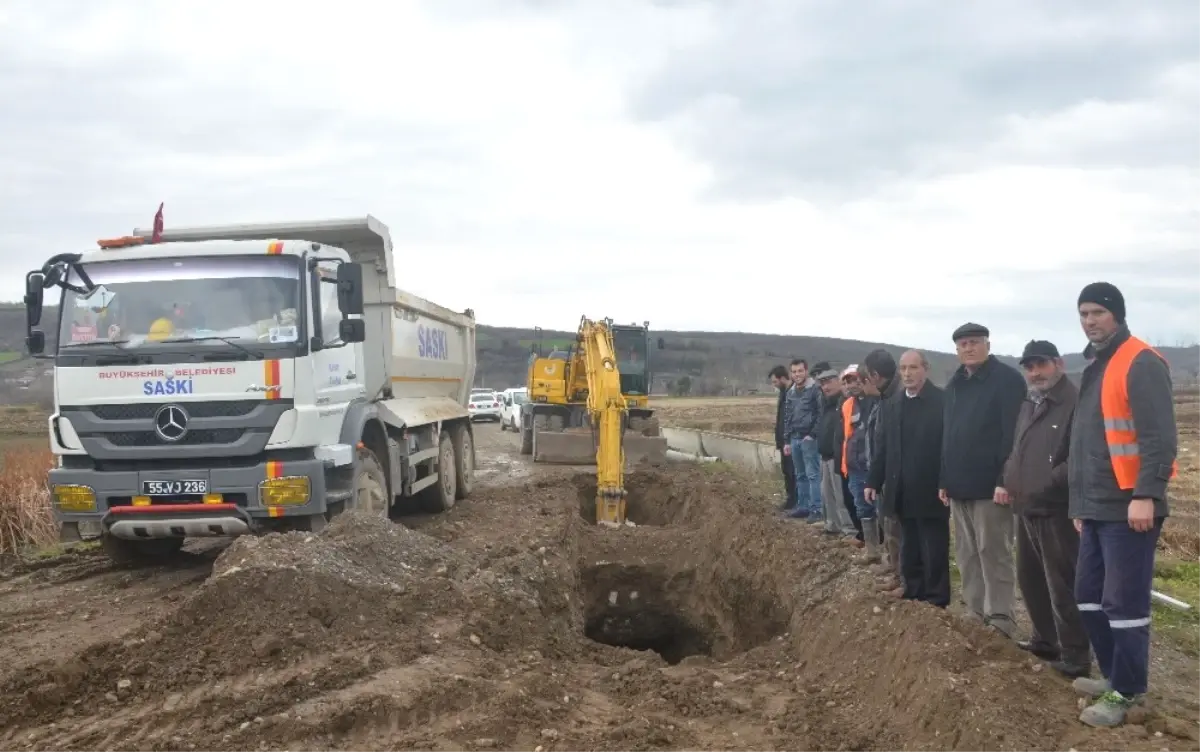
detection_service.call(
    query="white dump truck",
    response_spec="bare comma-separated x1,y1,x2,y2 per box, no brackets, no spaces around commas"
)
21,216,477,564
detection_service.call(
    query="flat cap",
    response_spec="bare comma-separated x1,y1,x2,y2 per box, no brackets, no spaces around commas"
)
952,322,989,342
1019,340,1060,366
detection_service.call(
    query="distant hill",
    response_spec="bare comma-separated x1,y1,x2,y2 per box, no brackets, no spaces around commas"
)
2,303,1197,397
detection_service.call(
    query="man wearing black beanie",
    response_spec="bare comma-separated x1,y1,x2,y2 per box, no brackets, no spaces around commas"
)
1069,281,1179,728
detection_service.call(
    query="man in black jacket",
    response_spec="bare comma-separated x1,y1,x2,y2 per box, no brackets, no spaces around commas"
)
869,350,950,606
861,349,904,594
1000,340,1090,678
769,365,797,511
940,323,1027,636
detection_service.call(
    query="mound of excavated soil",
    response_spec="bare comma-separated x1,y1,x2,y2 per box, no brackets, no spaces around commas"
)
1,462,1194,751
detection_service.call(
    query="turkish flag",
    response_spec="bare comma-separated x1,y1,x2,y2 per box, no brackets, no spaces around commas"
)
151,203,164,243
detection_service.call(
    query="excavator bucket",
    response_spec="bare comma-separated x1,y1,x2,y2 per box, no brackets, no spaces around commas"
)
595,491,626,526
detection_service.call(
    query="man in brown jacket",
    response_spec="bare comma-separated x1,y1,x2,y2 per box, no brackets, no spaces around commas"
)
999,340,1091,677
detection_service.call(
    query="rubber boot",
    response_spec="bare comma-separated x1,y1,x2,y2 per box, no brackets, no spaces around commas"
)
855,518,881,565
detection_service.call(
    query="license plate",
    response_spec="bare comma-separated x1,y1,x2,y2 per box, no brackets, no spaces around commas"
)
141,479,208,496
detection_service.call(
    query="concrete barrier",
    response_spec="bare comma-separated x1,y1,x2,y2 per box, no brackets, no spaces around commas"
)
661,426,781,472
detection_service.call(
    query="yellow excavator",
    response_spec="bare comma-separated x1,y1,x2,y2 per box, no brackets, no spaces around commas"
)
518,317,667,524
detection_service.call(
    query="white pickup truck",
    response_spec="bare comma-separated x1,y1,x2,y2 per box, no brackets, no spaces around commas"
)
22,216,477,564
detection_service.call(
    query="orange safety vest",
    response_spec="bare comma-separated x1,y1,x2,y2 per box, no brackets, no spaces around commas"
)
840,396,855,476
1101,335,1179,490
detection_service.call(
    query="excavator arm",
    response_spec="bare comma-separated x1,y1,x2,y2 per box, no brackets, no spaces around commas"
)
578,318,628,525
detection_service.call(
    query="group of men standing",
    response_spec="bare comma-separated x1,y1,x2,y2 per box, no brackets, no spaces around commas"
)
769,282,1178,729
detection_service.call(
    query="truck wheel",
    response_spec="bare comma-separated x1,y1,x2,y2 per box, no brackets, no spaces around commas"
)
101,535,184,567
420,430,457,512
352,447,390,517
451,423,474,500
499,419,507,432
520,422,533,455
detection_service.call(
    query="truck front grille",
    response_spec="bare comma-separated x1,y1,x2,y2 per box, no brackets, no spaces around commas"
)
107,429,244,447
89,401,262,420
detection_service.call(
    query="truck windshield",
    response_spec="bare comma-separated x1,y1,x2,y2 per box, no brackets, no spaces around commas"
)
58,255,301,352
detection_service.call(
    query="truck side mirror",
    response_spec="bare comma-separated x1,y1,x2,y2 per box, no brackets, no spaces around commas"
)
26,329,45,356
336,262,364,316
338,318,366,344
24,272,44,328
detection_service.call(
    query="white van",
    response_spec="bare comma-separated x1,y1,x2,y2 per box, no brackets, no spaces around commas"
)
498,388,528,432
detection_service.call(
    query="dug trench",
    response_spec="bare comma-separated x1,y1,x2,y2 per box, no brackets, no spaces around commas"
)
0,465,1191,751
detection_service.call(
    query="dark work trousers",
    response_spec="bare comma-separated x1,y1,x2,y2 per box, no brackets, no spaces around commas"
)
780,451,798,509
1016,514,1091,666
1075,518,1162,697
899,516,951,608
842,473,863,540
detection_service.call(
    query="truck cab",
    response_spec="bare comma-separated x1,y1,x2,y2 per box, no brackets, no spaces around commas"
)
23,216,477,564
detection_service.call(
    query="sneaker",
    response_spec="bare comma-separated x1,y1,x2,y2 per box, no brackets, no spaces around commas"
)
854,551,881,565
1050,660,1091,679
1079,690,1139,728
884,586,905,599
1072,676,1112,698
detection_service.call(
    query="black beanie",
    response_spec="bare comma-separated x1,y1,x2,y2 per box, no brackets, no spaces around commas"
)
1077,282,1126,324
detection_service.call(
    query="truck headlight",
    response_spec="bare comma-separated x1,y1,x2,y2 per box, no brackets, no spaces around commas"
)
53,485,96,512
259,476,311,507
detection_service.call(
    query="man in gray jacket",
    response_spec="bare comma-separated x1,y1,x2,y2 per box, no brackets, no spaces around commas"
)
1068,282,1177,728
783,358,823,521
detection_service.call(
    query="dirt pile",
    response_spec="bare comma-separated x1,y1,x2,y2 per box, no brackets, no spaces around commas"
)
0,460,1194,751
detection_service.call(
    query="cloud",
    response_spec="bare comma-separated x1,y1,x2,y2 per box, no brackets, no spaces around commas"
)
0,0,1196,356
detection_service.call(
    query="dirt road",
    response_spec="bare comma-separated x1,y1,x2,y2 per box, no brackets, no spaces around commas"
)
0,424,1196,751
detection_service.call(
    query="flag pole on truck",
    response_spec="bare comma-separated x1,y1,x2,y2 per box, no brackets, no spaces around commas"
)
151,203,164,243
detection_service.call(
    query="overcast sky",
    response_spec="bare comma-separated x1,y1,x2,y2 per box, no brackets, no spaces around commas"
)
1,0,1197,356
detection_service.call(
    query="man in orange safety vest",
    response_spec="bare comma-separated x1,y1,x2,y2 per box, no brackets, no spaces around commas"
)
1068,281,1178,728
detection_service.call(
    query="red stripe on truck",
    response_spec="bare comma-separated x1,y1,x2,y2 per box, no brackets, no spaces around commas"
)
109,503,237,514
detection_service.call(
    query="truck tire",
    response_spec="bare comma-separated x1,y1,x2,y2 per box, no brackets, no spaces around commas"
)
352,447,390,517
451,423,474,500
520,423,533,455
420,430,457,513
101,535,184,567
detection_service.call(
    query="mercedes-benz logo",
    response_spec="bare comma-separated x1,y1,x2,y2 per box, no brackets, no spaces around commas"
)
154,404,190,443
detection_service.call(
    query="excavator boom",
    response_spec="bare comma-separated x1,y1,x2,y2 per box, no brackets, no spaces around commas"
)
579,319,628,525
518,317,668,524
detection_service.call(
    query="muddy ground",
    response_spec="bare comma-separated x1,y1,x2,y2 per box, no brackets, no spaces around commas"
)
1,425,1197,751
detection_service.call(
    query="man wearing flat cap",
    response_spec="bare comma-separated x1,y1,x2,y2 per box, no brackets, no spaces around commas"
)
813,362,858,539
1069,282,1178,728
1000,340,1090,679
939,322,1027,637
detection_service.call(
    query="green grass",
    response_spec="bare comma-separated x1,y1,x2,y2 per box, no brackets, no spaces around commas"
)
1152,558,1200,657
0,350,22,364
